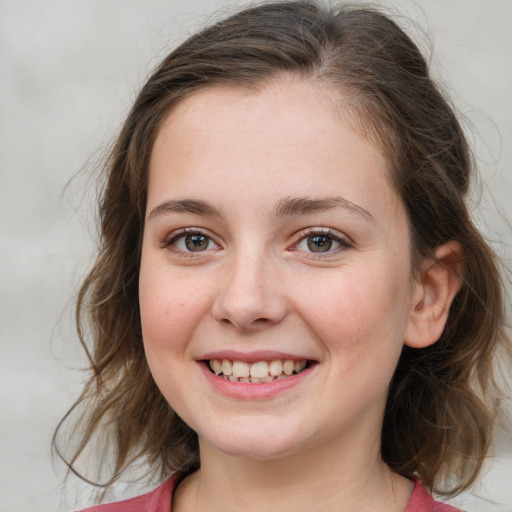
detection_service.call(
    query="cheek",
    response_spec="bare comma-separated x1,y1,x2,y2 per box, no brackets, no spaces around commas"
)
139,262,209,352
292,265,412,363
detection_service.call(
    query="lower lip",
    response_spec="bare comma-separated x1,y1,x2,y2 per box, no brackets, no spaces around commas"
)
199,362,314,400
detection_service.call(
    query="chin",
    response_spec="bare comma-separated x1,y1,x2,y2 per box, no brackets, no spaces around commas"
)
198,422,307,461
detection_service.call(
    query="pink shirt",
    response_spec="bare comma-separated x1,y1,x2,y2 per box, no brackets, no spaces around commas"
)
79,475,461,511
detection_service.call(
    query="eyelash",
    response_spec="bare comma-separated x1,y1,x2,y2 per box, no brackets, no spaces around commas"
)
290,227,353,258
161,227,353,258
162,228,220,257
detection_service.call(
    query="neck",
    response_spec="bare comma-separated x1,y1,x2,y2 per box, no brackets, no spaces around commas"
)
173,433,412,512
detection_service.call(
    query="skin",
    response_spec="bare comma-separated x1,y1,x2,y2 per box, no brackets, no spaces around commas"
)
139,79,462,512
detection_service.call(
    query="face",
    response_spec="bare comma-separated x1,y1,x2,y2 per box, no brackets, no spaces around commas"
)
139,80,419,461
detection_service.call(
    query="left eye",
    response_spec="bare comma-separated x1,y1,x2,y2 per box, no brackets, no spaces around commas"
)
294,232,344,253
172,233,216,252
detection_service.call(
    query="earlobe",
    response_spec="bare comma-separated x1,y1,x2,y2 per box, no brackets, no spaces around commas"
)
404,241,464,349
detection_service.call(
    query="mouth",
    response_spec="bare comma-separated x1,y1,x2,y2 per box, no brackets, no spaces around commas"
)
205,358,312,384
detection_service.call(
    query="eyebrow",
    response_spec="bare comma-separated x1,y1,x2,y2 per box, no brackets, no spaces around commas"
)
147,196,373,222
148,199,222,221
273,196,374,221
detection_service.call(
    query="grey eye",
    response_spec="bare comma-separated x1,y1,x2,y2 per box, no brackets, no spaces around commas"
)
296,234,341,253
307,235,333,253
185,234,210,251
172,233,214,252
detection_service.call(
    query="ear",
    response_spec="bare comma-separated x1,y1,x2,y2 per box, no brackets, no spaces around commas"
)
404,241,464,349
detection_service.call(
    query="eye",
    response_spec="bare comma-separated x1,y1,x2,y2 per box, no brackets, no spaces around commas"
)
296,234,340,253
165,229,220,254
300,234,338,253
293,228,351,255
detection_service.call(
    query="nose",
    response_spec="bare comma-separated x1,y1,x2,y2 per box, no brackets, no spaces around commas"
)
212,251,288,331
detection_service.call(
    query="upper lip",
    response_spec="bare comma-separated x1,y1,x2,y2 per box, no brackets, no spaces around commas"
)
199,350,315,363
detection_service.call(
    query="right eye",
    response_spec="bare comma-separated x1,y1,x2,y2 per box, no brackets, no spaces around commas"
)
165,229,220,255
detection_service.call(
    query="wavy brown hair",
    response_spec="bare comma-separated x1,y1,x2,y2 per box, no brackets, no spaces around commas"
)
54,0,510,497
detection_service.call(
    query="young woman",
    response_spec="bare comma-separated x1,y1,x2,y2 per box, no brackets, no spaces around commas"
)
54,2,510,511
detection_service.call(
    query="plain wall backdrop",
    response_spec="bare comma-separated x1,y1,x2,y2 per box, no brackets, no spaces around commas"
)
0,1,511,511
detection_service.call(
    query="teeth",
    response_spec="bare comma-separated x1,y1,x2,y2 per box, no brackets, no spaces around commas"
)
294,360,306,373
269,360,283,376
283,359,294,375
232,361,250,378
209,358,308,383
250,361,270,378
221,359,233,376
210,359,222,374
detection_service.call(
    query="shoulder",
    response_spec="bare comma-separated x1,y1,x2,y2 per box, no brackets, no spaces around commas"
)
405,479,462,512
77,475,177,512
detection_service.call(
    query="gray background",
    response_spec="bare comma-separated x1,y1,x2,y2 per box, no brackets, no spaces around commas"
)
0,1,511,511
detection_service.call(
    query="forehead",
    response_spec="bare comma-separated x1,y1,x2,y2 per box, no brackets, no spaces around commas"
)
161,79,341,132
155,79,382,152
148,79,401,222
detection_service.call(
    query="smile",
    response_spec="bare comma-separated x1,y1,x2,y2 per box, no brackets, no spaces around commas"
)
208,359,308,383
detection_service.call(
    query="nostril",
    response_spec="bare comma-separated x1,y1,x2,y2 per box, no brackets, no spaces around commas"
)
218,316,277,331
211,277,288,330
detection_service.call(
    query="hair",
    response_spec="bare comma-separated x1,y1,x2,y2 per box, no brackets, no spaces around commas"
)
54,0,510,498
